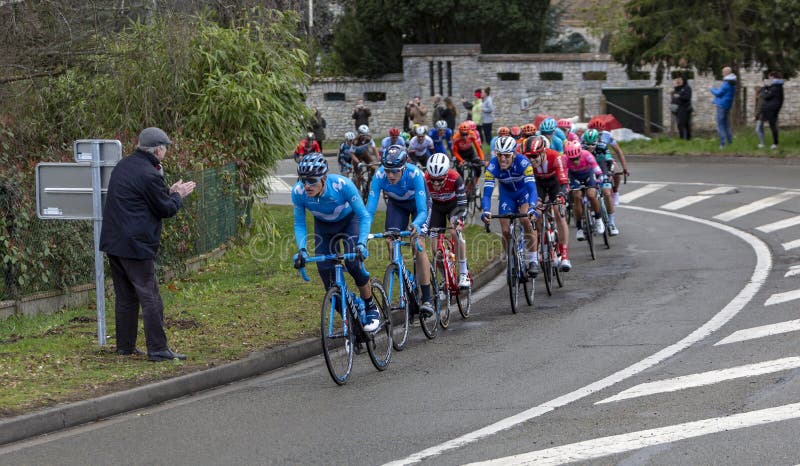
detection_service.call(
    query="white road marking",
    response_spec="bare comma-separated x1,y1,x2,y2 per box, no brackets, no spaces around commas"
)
716,319,800,346
597,357,800,404
265,175,294,193
660,195,712,211
765,289,800,306
713,191,800,222
756,215,800,233
383,205,771,466
466,402,800,466
698,186,737,195
782,239,800,251
618,184,667,204
786,265,800,278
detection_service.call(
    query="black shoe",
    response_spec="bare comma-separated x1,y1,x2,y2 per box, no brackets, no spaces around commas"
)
148,349,187,362
116,347,144,356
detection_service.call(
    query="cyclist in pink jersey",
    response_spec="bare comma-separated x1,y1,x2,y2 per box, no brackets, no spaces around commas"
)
564,140,605,240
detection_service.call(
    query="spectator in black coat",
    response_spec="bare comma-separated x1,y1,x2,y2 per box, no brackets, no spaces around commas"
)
443,97,457,131
352,99,371,130
308,107,326,151
756,71,785,149
671,76,693,140
100,127,196,362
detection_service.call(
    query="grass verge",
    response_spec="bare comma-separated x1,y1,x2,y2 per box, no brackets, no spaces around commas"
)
0,204,501,416
619,127,800,157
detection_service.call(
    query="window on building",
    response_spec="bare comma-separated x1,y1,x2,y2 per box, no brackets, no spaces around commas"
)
363,92,386,102
671,70,695,80
497,72,520,81
627,70,651,80
582,71,607,81
324,92,346,101
539,72,564,81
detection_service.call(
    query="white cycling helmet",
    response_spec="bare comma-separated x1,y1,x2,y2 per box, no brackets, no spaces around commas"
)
344,131,355,141
357,124,370,135
494,135,517,154
415,125,427,136
427,153,450,178
435,120,448,129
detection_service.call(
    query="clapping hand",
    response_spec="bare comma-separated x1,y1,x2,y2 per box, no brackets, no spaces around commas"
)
170,179,196,198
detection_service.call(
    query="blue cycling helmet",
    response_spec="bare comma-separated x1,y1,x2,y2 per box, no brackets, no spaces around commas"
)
382,144,408,168
297,153,328,177
539,117,557,134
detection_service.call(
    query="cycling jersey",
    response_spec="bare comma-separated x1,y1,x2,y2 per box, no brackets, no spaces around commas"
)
452,132,484,164
482,154,537,214
292,174,371,250
380,136,407,153
338,142,354,163
531,148,569,185
351,135,376,158
554,128,567,143
425,169,467,229
407,135,435,166
293,139,321,158
542,133,564,153
366,163,429,231
566,150,603,189
428,128,453,155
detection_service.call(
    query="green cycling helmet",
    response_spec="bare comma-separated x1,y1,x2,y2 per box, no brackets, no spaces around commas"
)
582,128,600,145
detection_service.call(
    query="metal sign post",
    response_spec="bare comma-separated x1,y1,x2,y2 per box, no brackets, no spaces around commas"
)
35,140,122,346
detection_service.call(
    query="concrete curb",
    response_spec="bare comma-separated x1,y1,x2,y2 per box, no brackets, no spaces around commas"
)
0,257,504,447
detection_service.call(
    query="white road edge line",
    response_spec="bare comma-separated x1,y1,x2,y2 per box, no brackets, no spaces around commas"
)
383,205,771,466
596,357,800,404
756,215,800,233
715,319,800,346
618,183,667,204
713,191,800,222
765,289,800,306
466,402,800,466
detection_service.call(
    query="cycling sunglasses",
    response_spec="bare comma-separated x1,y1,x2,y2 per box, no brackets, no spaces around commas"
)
300,176,323,185
430,176,446,184
385,167,404,174
497,152,514,158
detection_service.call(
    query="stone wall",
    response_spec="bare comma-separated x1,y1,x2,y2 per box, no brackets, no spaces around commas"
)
306,44,798,143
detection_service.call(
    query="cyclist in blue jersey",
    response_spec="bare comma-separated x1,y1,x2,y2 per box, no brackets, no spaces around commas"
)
480,136,540,276
429,120,453,159
407,125,435,169
366,145,435,317
380,127,407,155
537,117,564,153
337,131,356,176
292,153,380,332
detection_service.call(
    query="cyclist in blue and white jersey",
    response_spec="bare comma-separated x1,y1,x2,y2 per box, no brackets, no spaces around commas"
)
292,153,380,332
407,125,435,169
337,131,357,176
380,127,406,155
537,117,564,153
480,136,540,276
587,125,630,207
429,120,453,159
366,145,435,317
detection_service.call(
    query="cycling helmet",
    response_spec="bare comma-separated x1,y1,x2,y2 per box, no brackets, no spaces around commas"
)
344,131,355,142
468,120,477,131
389,127,400,137
382,145,408,168
539,118,557,134
564,140,582,158
307,132,315,140
357,124,370,135
557,119,573,131
415,125,427,136
522,135,548,156
400,131,411,141
510,126,522,138
582,128,600,145
494,136,517,154
588,119,604,130
497,126,511,137
297,153,328,177
458,122,470,135
435,120,448,130
521,123,536,136
427,153,450,178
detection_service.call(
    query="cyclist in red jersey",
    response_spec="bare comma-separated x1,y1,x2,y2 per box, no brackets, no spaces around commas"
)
452,121,485,181
425,153,471,289
522,135,572,272
293,132,321,162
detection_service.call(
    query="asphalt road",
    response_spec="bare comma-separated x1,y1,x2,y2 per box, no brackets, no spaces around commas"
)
2,158,800,465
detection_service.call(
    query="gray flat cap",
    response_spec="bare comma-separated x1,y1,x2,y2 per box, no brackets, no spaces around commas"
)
138,127,173,147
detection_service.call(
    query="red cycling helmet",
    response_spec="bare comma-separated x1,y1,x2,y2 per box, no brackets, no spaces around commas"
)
389,127,400,137
522,135,548,157
497,126,511,137
557,119,573,131
510,126,521,137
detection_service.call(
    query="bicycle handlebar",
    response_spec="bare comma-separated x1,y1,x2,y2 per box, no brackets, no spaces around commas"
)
369,230,412,240
294,253,359,282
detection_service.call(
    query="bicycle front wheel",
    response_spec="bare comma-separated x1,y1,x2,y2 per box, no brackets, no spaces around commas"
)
320,286,354,385
507,228,520,314
383,263,409,351
540,218,553,296
366,279,392,371
601,199,611,249
420,264,439,339
584,205,596,260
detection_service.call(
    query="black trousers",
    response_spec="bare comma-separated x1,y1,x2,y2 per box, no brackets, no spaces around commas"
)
761,111,779,145
675,110,692,140
108,255,168,352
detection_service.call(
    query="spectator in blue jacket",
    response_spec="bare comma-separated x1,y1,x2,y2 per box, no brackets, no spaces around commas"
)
710,66,737,149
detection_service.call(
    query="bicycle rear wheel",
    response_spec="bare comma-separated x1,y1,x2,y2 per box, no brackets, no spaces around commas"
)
420,264,439,339
540,218,553,296
383,263,409,351
507,228,520,313
583,205,596,260
520,236,534,306
434,251,451,329
601,199,611,249
320,286,354,385
366,279,392,371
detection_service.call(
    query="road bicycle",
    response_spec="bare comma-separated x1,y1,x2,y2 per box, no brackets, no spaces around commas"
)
574,184,604,260
355,161,381,203
485,213,534,314
460,160,485,218
371,229,440,349
537,200,564,296
430,226,472,326
295,252,392,385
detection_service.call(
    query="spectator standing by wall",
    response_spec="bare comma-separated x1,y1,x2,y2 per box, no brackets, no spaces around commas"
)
756,71,784,149
309,107,327,151
409,96,428,126
100,127,196,362
710,66,737,149
352,98,371,130
442,97,457,131
470,89,482,128
480,87,494,142
431,95,446,126
671,76,693,140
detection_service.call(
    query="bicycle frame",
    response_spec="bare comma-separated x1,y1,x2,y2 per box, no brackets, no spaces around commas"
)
430,227,459,295
370,230,417,309
298,253,360,334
